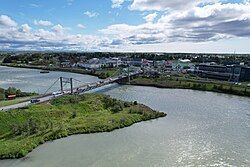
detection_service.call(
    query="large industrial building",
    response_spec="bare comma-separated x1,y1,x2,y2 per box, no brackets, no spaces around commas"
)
195,64,250,82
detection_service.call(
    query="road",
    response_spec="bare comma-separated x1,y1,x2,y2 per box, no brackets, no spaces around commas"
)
0,94,57,112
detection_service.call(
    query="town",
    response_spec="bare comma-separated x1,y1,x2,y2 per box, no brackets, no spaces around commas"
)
1,52,250,83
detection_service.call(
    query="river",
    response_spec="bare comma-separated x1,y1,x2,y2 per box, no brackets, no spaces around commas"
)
0,66,249,167
0,66,100,94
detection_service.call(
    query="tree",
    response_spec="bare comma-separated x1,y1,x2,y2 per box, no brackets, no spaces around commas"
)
5,87,17,96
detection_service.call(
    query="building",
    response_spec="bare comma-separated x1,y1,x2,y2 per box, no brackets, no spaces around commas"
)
195,64,250,82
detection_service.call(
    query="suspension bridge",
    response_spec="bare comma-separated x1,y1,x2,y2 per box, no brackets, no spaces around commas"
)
0,69,143,111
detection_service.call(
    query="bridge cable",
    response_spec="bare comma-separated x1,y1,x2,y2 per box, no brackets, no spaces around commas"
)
42,78,60,96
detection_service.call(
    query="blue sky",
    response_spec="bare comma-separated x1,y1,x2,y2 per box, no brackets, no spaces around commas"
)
0,0,250,53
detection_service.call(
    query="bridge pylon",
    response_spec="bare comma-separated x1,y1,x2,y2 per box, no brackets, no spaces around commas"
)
59,77,73,94
127,65,130,84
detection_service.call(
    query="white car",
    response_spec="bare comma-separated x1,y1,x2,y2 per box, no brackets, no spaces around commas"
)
52,91,61,96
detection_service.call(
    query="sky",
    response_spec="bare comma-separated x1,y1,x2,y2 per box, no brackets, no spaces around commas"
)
0,0,250,53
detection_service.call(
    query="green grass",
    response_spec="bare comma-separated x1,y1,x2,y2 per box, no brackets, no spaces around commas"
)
0,96,36,108
94,68,120,79
0,94,166,159
130,76,250,97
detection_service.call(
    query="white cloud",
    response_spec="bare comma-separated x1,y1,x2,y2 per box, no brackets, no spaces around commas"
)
101,2,250,45
111,0,125,8
0,15,17,27
34,20,53,26
67,0,74,6
143,12,157,22
51,24,65,34
84,11,99,18
77,24,86,29
29,3,40,8
130,0,196,11
19,24,32,33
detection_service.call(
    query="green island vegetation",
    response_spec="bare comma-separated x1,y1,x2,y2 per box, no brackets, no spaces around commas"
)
130,75,250,97
0,87,37,107
0,94,166,159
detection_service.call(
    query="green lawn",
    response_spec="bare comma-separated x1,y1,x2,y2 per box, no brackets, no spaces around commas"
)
0,94,166,159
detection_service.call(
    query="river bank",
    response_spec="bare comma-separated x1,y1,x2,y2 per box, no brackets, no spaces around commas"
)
0,94,166,159
129,76,250,97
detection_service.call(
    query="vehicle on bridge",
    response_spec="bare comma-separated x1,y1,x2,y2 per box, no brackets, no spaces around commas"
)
30,99,40,103
52,91,63,97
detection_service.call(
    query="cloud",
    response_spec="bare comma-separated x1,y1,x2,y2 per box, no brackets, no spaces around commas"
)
84,11,99,18
130,0,196,11
0,17,111,51
0,15,17,27
111,0,125,8
77,24,86,29
51,24,65,34
19,24,32,33
67,0,74,6
143,12,157,22
34,20,53,26
1,1,250,52
101,2,250,45
29,3,40,8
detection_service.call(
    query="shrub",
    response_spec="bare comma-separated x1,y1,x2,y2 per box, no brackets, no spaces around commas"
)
27,118,40,135
111,104,123,113
11,123,23,135
124,102,131,108
133,101,138,105
71,111,77,119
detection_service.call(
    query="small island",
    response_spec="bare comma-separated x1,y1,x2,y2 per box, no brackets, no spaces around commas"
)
0,94,166,159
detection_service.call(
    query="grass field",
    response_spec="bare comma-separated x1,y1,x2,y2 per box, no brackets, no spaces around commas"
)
94,68,121,79
0,94,166,159
0,96,36,108
130,75,250,97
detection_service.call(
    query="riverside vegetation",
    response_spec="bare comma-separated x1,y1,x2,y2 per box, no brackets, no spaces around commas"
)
130,76,250,97
0,94,166,159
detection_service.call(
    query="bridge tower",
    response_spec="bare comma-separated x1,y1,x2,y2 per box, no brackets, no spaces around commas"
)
127,65,130,84
59,77,74,94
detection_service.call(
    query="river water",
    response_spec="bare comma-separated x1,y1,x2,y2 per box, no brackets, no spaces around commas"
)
0,66,100,94
0,66,249,167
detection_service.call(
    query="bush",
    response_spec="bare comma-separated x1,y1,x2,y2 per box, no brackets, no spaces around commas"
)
133,101,138,105
111,104,123,113
124,102,131,108
71,111,77,119
102,96,120,109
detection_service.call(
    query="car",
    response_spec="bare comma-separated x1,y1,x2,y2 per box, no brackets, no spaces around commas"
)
52,91,61,95
30,99,40,103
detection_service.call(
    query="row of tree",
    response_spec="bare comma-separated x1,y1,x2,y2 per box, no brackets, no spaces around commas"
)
0,87,36,101
2,52,250,66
